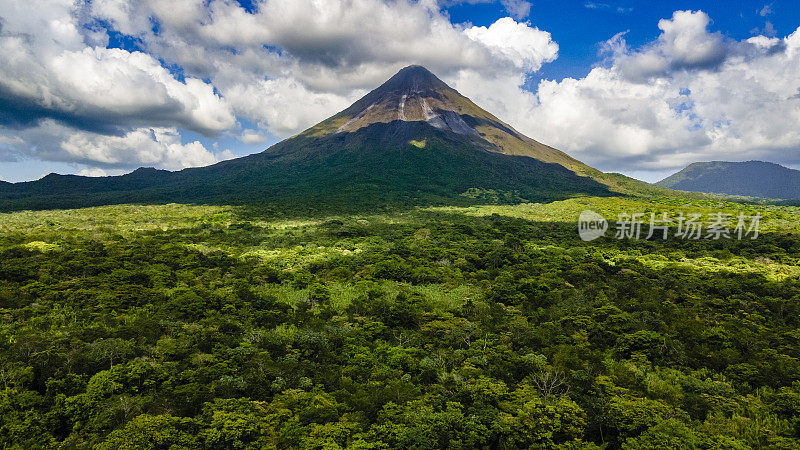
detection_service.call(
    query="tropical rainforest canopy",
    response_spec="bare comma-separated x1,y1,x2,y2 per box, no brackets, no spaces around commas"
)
1,196,800,448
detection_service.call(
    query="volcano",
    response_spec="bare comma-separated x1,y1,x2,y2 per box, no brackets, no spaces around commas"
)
0,65,613,211
296,65,592,168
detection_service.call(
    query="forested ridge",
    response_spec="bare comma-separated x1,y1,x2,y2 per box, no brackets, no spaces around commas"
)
1,197,800,448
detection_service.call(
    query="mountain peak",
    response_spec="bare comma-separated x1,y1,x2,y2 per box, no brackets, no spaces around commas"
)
396,64,434,75
314,65,482,137
298,65,590,171
377,65,449,94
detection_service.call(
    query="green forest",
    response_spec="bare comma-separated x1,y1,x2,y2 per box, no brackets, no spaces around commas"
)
1,196,800,449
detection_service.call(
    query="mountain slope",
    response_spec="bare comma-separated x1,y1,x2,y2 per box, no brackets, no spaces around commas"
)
657,161,800,199
0,65,614,212
303,65,591,172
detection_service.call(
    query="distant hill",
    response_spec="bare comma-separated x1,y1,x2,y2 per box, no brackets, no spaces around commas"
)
0,65,624,212
657,161,800,199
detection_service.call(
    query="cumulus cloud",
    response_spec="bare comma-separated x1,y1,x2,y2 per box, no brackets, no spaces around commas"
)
1,121,234,171
222,76,355,137
106,0,491,81
611,10,727,80
77,167,125,177
91,0,558,137
464,18,558,72
0,0,235,136
485,11,800,174
239,129,269,146
59,128,223,170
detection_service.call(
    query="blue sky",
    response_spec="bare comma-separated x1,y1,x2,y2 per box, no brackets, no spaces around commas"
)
1,0,799,183
511,1,798,82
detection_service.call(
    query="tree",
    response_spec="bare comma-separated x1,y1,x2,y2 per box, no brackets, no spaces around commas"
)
97,414,200,450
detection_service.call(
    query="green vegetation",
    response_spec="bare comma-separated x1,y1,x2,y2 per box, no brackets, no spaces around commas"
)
0,128,614,214
2,196,800,448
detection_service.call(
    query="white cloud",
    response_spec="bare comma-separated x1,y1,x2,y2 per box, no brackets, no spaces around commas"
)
59,127,226,170
223,77,354,137
480,12,800,173
239,129,269,145
95,0,558,136
90,0,155,37
656,10,725,67
464,17,558,72
46,47,235,134
77,167,127,177
0,0,235,136
612,10,726,80
117,0,493,75
520,68,709,169
1,121,232,171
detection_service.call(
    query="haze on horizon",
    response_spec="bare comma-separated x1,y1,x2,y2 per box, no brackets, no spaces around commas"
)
1,0,799,183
